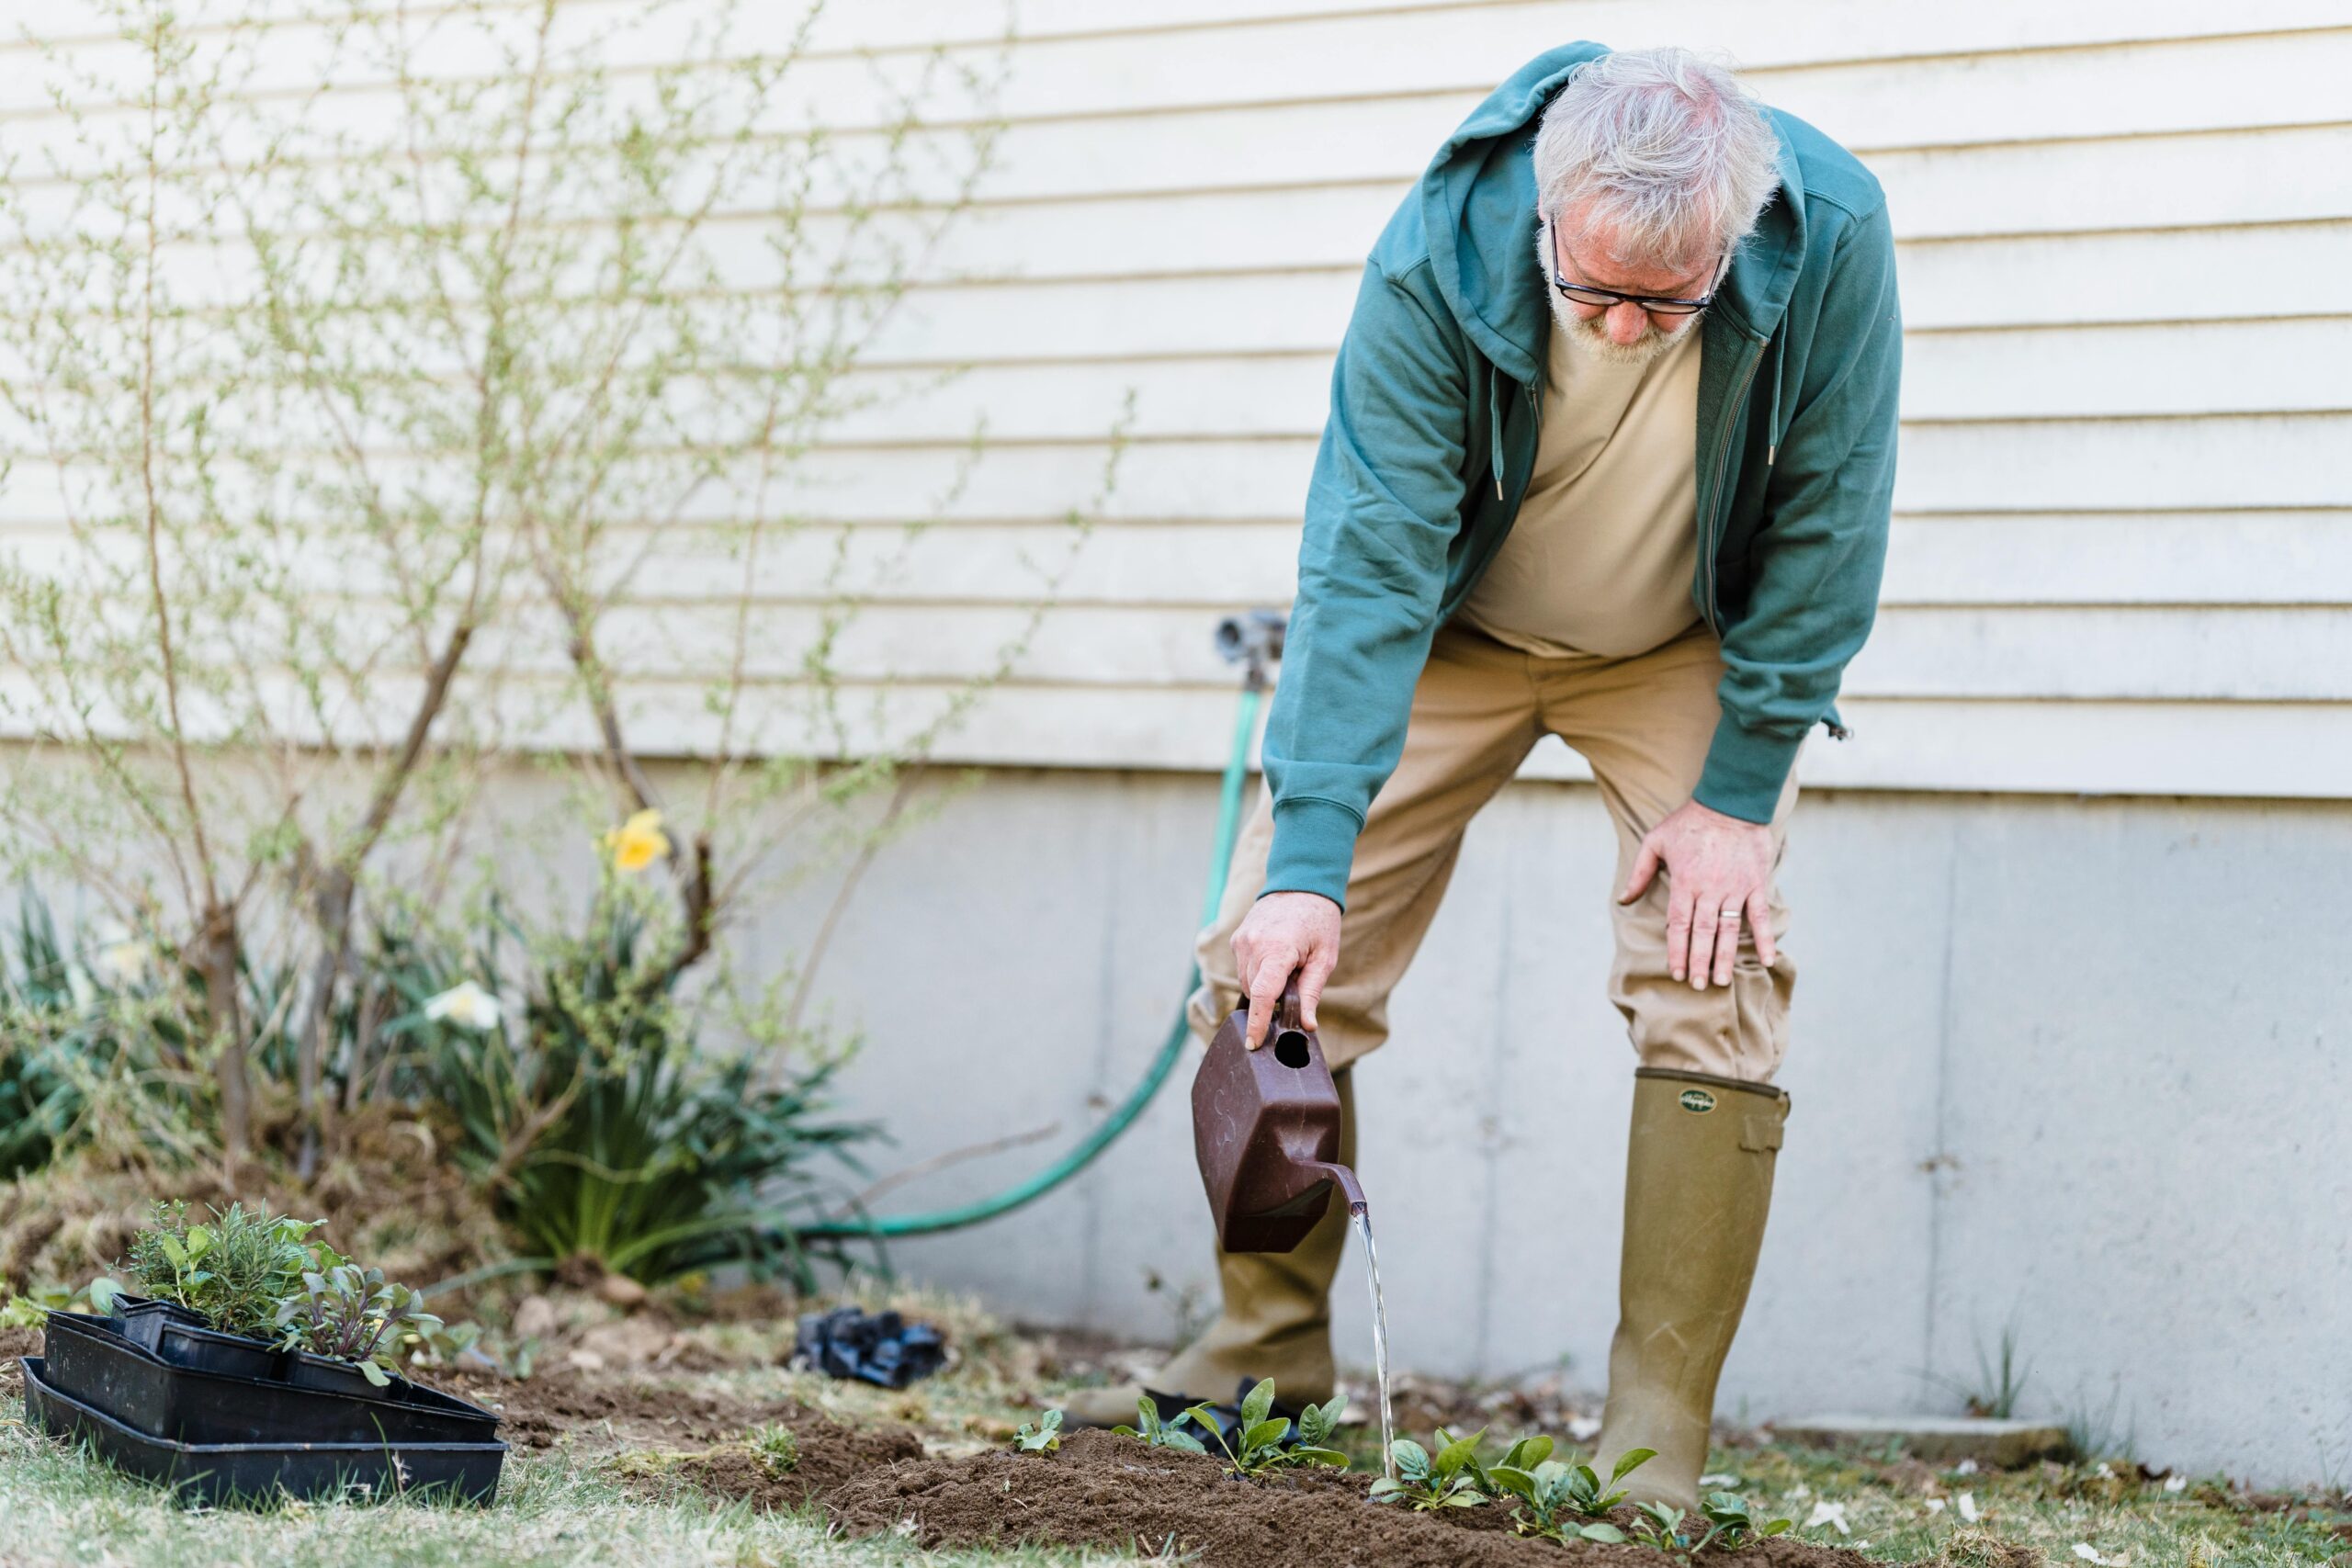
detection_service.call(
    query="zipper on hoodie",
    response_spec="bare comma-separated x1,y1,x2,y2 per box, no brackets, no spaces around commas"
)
1699,336,1764,636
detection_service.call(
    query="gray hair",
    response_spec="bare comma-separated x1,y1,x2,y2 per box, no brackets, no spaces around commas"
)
1532,48,1781,269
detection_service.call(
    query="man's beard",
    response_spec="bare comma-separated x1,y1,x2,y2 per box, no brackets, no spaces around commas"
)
1536,224,1698,368
1549,293,1686,368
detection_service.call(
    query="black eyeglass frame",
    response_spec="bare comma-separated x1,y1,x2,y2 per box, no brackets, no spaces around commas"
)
1544,222,1729,318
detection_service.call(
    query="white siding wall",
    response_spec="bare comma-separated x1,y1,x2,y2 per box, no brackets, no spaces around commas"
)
9,1,2349,794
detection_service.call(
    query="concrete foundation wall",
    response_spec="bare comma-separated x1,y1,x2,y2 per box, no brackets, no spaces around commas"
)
793,759,2352,1487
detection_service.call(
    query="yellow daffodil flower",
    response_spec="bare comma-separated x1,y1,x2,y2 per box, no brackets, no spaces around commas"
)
603,808,671,874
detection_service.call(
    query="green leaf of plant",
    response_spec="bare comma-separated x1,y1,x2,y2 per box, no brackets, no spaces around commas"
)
1433,1427,1486,1481
1238,1378,1275,1430
1292,1446,1349,1468
1163,1429,1206,1454
1501,1436,1552,1472
1610,1446,1657,1484
1368,1479,1406,1503
357,1359,390,1388
1390,1439,1430,1482
1761,1519,1792,1537
1579,1522,1629,1543
1242,1417,1290,1455
1488,1464,1536,1500
158,1236,187,1269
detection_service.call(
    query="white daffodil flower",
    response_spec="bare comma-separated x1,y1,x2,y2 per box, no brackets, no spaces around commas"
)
2073,1545,2115,1565
2163,1474,2188,1494
1803,1500,1850,1536
424,980,503,1032
1925,1497,1947,1515
1954,1458,1980,1475
1957,1491,1980,1522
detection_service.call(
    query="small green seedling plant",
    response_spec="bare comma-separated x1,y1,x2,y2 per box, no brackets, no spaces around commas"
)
1012,1408,1064,1453
1692,1491,1793,1553
1181,1378,1348,1478
1114,1395,1207,1454
1492,1445,1656,1543
272,1252,444,1388
123,1201,320,1339
1371,1427,1547,1510
1630,1500,1690,1551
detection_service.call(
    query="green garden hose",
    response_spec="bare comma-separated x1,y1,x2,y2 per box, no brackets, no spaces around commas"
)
796,678,1262,1242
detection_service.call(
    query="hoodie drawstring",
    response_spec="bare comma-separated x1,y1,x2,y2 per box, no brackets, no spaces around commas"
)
1488,364,1507,499
1766,339,1784,469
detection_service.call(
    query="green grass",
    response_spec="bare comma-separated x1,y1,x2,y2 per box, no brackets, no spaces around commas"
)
0,1390,1140,1568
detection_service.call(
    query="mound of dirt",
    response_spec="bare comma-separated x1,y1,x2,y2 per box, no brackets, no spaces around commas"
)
830,1428,1878,1568
617,1416,929,1512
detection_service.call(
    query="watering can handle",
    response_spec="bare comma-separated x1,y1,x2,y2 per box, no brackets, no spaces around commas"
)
1236,973,1306,1034
1275,976,1306,1036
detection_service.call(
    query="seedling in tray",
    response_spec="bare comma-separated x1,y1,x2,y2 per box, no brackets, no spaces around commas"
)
273,1252,443,1388
1113,1395,1207,1454
1490,1445,1657,1544
1180,1378,1348,1478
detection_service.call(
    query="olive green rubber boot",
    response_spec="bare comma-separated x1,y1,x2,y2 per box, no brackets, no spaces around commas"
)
1064,1070,1354,1427
1591,1067,1790,1512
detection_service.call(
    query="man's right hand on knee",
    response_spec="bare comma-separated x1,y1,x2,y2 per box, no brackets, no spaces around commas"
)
1230,891,1342,1050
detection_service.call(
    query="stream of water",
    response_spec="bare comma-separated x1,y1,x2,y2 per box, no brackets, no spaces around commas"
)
1349,1202,1396,1483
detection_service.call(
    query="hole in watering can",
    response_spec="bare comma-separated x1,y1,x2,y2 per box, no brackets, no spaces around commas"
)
1272,1029,1311,1068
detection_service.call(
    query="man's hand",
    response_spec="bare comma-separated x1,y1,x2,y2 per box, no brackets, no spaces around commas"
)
1618,799,1779,991
1229,890,1342,1049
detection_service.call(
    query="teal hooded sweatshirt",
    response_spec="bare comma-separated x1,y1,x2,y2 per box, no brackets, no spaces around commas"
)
1261,42,1902,907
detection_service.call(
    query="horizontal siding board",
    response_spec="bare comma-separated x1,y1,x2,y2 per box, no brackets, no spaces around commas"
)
18,3,2352,149
5,4,2347,797
8,416,2347,528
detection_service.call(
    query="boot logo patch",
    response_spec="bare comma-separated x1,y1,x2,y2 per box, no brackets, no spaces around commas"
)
1678,1089,1718,1114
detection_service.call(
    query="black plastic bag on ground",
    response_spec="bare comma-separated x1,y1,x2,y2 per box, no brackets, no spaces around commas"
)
792,1306,946,1389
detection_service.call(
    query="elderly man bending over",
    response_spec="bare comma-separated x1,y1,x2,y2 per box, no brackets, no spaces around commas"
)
1070,44,1900,1510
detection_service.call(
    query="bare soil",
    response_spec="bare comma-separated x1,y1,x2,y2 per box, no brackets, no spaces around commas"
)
0,1326,35,1398
830,1428,1879,1568
441,1368,923,1509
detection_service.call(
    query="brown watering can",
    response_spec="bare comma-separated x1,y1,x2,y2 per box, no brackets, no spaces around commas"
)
1192,978,1366,1253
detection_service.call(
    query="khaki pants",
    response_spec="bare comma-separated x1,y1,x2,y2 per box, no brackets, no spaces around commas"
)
1192,621,1799,1083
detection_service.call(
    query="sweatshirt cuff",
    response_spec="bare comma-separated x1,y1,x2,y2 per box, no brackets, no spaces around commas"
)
1261,796,1363,910
1693,710,1804,825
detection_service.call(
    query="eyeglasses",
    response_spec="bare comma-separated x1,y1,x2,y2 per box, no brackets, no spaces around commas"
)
1547,225,1727,318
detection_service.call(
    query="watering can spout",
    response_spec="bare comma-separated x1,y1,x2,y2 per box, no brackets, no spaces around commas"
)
1191,977,1368,1252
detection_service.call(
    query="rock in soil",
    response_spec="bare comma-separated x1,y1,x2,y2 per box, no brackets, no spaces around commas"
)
830,1428,1879,1568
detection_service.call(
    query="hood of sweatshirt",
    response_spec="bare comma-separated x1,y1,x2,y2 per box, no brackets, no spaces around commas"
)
1415,41,1811,389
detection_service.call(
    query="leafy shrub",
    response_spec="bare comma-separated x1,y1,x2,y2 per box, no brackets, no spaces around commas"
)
1183,1379,1348,1478
418,897,879,1289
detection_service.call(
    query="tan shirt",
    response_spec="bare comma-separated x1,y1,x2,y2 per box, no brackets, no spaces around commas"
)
1456,319,1703,660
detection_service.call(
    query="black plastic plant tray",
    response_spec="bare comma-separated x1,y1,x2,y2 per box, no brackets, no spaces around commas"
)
110,1293,208,1354
107,1297,288,1382
41,1313,499,1448
21,1357,505,1506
